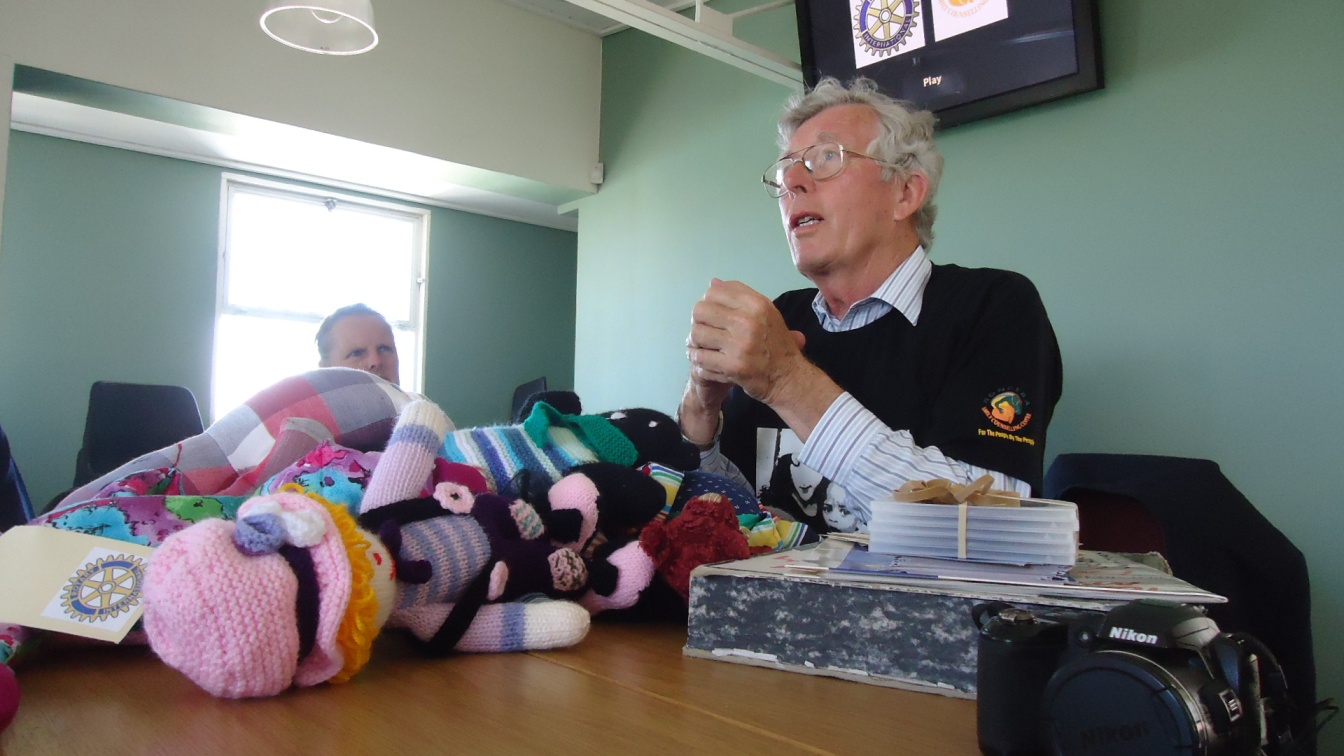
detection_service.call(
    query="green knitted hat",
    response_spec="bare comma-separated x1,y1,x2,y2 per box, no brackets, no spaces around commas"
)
522,402,638,467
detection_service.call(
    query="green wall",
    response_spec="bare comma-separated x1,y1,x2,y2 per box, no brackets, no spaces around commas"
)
0,131,577,508
578,0,1344,744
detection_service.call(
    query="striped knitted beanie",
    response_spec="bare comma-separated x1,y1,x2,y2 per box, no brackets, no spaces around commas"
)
438,402,635,495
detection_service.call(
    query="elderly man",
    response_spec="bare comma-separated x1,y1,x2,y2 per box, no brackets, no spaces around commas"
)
316,303,401,385
679,77,1062,534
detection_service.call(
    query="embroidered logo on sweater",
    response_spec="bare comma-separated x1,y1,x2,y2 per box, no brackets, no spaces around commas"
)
980,389,1034,443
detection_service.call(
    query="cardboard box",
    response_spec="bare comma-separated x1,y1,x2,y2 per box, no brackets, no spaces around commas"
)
683,541,1219,699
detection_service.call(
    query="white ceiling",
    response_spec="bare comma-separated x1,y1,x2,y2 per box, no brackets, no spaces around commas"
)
527,0,802,87
8,93,581,231
7,0,798,232
501,0,692,36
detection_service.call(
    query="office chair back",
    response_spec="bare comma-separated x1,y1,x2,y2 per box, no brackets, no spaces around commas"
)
1045,452,1317,743
0,422,33,531
73,381,205,488
511,376,548,423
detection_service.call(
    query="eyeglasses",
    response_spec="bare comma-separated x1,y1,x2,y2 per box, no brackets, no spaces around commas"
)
762,142,901,198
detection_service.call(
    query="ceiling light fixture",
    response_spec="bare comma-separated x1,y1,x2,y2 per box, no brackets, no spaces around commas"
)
260,0,379,55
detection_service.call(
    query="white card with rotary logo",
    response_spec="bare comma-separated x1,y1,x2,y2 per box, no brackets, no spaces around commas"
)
0,526,155,643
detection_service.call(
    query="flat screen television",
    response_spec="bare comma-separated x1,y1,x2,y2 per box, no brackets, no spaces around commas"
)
795,0,1102,129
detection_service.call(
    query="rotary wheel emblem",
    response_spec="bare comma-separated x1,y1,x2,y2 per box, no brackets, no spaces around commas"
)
61,554,145,622
855,0,920,57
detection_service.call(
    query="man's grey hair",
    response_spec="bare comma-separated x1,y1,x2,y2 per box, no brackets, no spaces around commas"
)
778,77,944,250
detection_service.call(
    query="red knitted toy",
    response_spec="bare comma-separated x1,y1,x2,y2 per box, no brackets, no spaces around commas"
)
638,494,759,602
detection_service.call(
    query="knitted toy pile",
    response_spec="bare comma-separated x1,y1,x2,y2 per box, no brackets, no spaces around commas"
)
1,374,809,699
140,397,789,698
142,399,592,698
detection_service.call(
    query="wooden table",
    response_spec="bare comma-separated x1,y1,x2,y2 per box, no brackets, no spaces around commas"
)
2,622,981,754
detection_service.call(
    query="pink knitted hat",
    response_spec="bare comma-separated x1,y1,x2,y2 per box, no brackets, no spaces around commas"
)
142,492,353,698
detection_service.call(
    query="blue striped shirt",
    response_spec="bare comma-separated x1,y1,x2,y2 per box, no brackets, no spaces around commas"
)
699,247,1029,531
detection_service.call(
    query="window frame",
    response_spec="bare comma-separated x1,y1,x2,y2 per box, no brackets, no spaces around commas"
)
213,173,430,418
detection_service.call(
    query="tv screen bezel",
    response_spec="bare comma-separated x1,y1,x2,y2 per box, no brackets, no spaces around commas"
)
794,0,1104,129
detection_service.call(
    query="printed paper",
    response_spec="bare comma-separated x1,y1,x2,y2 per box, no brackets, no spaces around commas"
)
929,0,1008,42
0,526,155,643
851,0,928,70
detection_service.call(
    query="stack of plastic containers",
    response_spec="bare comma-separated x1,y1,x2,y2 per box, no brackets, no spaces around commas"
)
867,496,1079,566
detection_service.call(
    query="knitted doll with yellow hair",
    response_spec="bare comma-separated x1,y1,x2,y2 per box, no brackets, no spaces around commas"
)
141,400,591,698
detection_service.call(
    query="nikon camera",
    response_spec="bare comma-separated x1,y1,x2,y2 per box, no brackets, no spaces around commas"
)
973,599,1295,756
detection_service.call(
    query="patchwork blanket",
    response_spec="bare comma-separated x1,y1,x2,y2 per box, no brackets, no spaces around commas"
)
57,368,413,508
2,369,415,664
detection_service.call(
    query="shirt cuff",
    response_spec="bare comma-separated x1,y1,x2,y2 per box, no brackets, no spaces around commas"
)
798,392,884,483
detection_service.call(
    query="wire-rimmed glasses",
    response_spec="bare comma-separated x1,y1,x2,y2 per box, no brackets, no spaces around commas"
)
762,142,900,198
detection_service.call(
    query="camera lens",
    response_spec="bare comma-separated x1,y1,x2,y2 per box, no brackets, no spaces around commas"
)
1043,650,1209,755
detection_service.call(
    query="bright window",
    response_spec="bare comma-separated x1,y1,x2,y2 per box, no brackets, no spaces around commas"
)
213,175,428,419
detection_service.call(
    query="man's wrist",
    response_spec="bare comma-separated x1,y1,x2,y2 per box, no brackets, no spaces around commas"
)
767,363,844,445
678,406,723,451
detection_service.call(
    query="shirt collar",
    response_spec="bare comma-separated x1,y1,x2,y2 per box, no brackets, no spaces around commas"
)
811,246,931,328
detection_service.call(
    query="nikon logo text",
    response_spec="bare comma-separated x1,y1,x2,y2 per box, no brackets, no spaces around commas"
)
1108,626,1159,645
1079,722,1149,748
